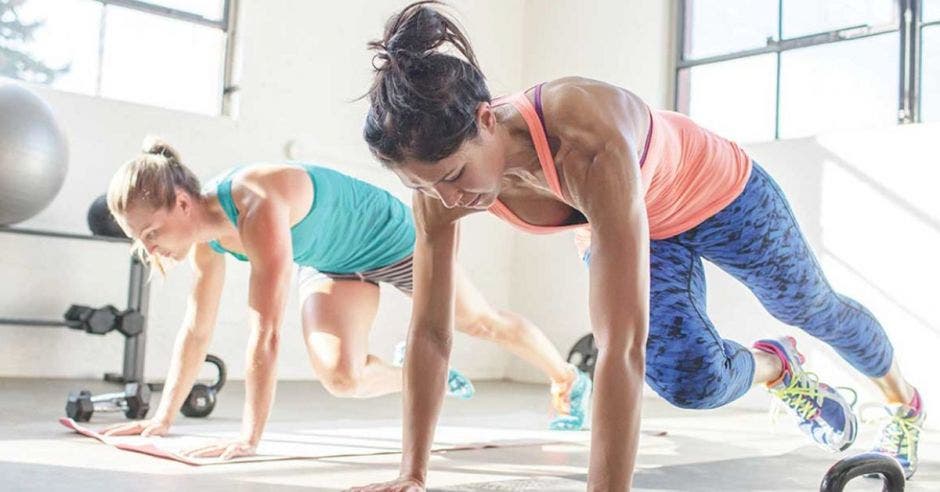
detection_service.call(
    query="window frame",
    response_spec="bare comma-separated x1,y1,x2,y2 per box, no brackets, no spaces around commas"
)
674,0,931,139
6,0,239,116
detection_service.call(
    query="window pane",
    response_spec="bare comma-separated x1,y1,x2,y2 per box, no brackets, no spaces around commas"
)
923,26,940,122
684,0,778,59
925,0,940,23
682,54,777,143
779,33,899,139
782,0,897,38
100,5,225,115
139,0,225,22
1,0,101,93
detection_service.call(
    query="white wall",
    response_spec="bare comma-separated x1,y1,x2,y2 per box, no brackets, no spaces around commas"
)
520,0,675,105
0,0,526,381
504,0,676,384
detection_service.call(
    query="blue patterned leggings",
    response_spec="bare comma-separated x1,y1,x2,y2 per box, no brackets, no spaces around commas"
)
589,163,894,409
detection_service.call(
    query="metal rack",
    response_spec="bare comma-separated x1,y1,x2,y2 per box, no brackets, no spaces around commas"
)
0,225,151,383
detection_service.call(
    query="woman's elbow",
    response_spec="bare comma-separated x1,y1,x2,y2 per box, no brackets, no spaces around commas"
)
413,326,453,356
595,325,647,370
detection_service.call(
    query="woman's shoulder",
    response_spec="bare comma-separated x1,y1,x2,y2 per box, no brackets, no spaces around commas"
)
541,77,649,147
543,77,646,117
229,163,314,221
229,163,308,191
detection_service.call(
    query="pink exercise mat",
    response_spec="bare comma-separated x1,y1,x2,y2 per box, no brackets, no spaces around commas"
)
59,417,581,466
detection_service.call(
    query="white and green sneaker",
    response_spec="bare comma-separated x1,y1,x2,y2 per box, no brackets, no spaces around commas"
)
549,364,592,431
755,336,858,452
868,394,925,479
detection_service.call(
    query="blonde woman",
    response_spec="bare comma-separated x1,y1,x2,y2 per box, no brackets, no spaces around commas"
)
100,138,592,459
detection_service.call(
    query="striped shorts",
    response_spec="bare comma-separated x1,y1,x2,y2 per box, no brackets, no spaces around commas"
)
296,255,414,299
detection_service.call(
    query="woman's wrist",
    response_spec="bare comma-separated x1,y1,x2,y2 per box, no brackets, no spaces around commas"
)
153,407,175,425
400,460,427,484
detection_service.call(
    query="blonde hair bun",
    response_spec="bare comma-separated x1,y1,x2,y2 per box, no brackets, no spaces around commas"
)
141,135,182,162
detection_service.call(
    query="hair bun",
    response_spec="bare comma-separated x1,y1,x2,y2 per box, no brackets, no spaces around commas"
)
386,6,442,54
141,135,181,162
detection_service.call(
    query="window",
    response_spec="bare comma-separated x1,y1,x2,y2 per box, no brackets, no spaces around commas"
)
676,1,935,142
925,0,940,22
0,0,235,116
684,0,778,60
778,33,899,138
680,54,777,142
923,3,940,121
781,0,897,38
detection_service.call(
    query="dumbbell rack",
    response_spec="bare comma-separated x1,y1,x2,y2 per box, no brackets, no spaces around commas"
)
0,225,151,384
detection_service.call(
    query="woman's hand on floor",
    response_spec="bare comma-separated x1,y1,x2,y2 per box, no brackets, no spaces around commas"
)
101,418,171,437
347,477,425,492
181,439,257,460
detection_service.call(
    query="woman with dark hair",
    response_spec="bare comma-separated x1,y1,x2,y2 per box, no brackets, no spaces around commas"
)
353,2,924,490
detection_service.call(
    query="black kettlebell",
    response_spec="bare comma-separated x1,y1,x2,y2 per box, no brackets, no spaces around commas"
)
819,452,905,492
181,354,226,418
87,193,127,238
567,334,598,380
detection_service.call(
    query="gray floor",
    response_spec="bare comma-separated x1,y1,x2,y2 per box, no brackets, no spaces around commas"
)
0,378,935,491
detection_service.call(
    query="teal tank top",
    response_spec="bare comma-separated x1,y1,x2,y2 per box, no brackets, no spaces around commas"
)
205,164,415,274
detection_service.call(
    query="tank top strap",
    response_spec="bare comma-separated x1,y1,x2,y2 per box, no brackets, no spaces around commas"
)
504,90,567,202
208,166,243,227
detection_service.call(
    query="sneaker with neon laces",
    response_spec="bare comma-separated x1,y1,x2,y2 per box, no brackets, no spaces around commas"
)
754,336,858,452
549,364,592,430
393,341,475,400
867,396,925,479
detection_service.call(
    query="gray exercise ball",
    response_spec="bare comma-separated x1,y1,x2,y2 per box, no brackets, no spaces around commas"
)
0,82,69,225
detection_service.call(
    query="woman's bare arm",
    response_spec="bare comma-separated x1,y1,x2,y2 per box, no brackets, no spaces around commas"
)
547,78,650,491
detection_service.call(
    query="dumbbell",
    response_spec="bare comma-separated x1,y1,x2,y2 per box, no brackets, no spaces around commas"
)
65,382,151,422
63,304,143,337
181,354,227,418
819,452,905,492
114,310,144,337
64,304,117,335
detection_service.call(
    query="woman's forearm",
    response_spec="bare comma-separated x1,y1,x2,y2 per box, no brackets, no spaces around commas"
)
400,329,450,481
400,216,460,482
590,345,645,490
240,319,280,445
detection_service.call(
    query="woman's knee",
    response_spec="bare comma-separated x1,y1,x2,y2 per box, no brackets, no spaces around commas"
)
318,365,364,398
650,375,739,409
652,383,728,409
647,346,752,410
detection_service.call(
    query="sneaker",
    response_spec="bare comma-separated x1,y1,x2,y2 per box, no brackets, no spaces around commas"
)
754,336,858,452
549,364,592,430
868,398,925,479
393,341,475,400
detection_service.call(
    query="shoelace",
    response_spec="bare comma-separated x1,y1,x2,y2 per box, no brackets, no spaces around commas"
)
447,370,471,392
770,370,826,421
861,403,923,457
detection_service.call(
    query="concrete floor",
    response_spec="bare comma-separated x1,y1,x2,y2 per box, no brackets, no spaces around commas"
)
0,378,935,491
